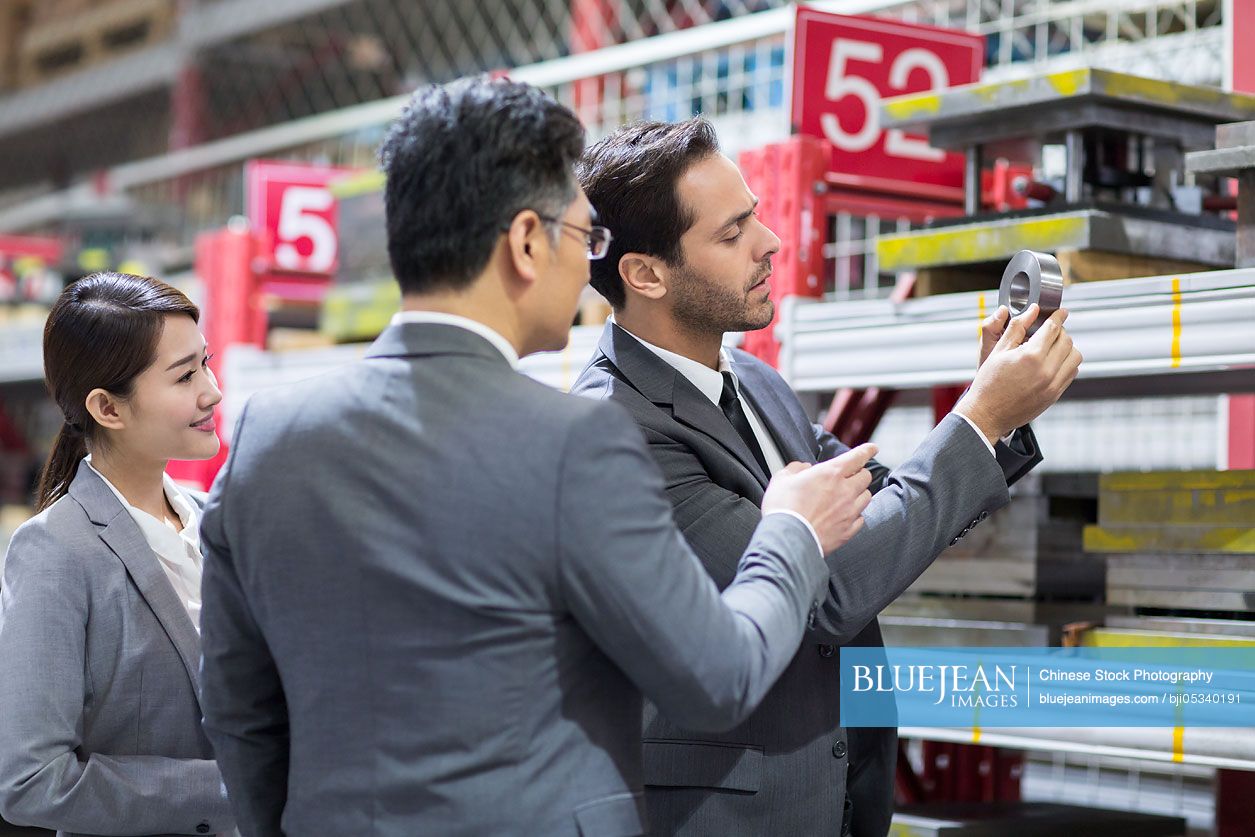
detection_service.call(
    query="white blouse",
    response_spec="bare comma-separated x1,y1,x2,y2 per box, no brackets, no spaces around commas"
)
84,457,205,632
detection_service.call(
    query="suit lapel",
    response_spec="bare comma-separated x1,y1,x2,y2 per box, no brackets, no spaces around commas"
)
670,377,772,485
598,322,772,485
68,463,203,698
732,356,818,465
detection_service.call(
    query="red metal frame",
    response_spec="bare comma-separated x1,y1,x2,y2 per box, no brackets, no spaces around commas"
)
739,135,830,367
919,742,1023,803
1229,394,1255,469
569,0,617,123
0,234,63,263
823,387,897,447
1229,5,1255,474
1217,765,1255,837
165,227,266,488
739,134,967,368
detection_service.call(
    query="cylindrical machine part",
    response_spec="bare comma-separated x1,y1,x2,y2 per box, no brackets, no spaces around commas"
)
1012,177,1059,203
998,250,1065,336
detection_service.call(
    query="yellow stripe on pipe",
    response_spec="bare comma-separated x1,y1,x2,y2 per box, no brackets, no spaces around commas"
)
1172,686,1185,763
977,293,986,343
1171,277,1182,369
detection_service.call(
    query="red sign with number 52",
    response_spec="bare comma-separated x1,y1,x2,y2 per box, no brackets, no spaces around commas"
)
246,160,355,275
790,9,982,191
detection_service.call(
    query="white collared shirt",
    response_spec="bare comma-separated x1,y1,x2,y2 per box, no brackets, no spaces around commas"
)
84,456,205,632
612,322,823,554
390,311,520,369
620,332,790,477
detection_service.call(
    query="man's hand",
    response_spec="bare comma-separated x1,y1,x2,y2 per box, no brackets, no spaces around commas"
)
762,443,878,555
980,305,1011,367
956,304,1082,445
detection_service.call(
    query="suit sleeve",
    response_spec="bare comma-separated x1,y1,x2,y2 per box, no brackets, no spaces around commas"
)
813,421,1043,490
0,524,233,835
643,413,1023,645
557,401,829,733
806,414,1026,641
199,403,290,837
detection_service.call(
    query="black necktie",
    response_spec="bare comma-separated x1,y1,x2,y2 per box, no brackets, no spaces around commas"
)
719,371,771,476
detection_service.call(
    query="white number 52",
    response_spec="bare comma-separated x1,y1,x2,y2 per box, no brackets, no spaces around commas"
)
821,39,949,162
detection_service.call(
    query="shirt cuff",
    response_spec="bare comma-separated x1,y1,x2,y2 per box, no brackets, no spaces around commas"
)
954,412,1004,457
764,509,824,558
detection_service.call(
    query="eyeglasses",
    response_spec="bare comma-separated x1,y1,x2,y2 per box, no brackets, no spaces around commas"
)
537,215,614,261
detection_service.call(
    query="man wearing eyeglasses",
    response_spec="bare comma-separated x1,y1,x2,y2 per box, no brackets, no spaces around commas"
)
198,78,883,836
571,118,1081,837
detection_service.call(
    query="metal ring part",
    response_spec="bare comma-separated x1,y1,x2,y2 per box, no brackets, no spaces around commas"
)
998,250,1064,335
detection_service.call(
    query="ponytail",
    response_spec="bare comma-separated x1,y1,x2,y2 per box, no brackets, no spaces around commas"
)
36,421,89,512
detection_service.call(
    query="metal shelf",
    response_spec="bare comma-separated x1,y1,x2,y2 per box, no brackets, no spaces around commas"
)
777,268,1255,393
216,325,605,442
0,316,45,384
901,726,1255,772
0,0,358,143
0,1,1227,234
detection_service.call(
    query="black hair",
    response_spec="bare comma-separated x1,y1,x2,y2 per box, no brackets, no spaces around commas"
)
377,76,586,295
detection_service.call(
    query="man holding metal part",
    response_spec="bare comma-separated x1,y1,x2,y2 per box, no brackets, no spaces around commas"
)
572,117,1082,837
197,80,882,837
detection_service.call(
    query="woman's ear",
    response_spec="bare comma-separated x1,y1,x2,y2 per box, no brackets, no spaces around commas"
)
84,388,126,432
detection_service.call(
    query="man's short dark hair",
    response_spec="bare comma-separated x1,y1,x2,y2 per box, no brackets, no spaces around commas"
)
576,118,720,309
377,76,585,295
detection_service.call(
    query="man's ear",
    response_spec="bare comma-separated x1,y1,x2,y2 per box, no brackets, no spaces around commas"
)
619,253,668,302
503,210,553,286
84,388,126,432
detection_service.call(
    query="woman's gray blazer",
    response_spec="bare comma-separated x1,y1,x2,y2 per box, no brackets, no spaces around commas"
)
0,461,233,836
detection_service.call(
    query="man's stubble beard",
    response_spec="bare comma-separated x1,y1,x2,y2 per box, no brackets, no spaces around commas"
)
668,257,774,340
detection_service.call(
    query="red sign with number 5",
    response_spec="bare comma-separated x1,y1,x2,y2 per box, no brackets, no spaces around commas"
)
246,160,355,275
790,9,982,191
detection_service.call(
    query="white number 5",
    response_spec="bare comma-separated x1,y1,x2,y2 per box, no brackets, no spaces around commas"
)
275,186,337,272
822,39,883,152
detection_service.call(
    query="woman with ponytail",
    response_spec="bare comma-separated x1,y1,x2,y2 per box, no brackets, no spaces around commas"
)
0,273,235,836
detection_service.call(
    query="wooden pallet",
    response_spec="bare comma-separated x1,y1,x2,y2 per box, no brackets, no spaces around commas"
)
26,0,96,27
912,249,1213,298
17,0,173,87
0,1,29,92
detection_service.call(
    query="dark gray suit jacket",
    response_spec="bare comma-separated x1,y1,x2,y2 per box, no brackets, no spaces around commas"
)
198,322,832,837
0,463,233,837
571,322,1042,837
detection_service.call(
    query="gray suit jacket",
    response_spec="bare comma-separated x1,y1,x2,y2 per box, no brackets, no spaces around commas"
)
0,462,234,837
197,322,831,837
570,323,1042,837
